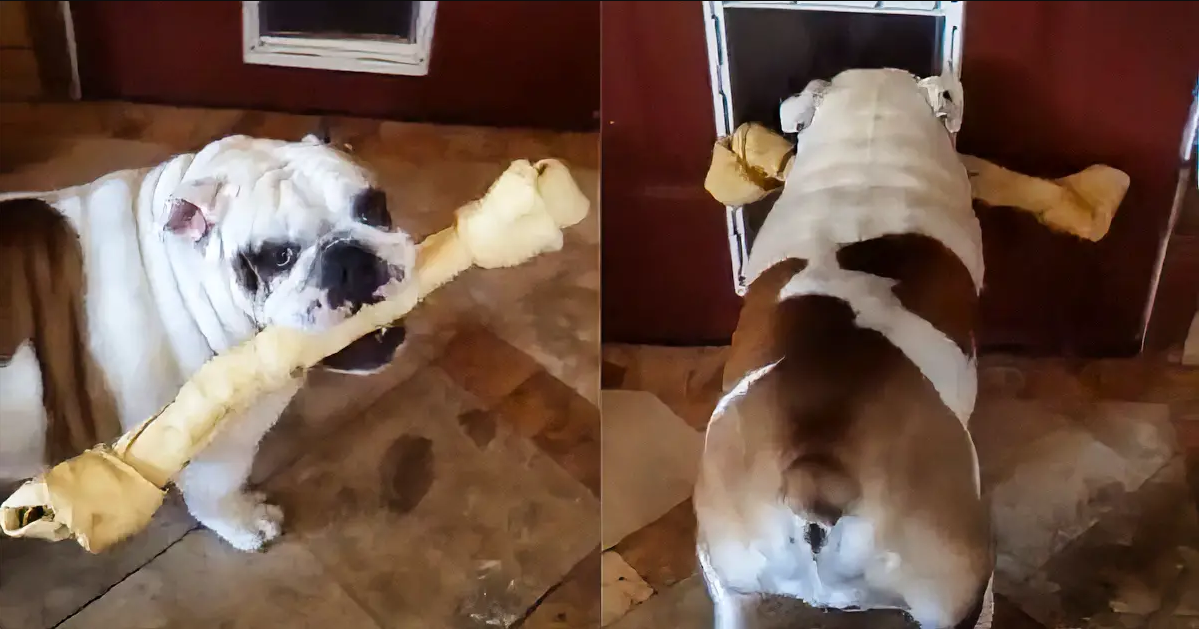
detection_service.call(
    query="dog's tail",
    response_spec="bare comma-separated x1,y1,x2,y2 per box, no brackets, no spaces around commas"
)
781,453,859,526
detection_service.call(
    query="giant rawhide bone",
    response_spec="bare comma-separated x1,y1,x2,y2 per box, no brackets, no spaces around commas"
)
0,158,590,553
704,122,1129,241
958,154,1128,242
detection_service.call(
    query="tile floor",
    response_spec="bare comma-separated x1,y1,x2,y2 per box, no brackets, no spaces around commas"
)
601,345,1199,629
0,102,600,629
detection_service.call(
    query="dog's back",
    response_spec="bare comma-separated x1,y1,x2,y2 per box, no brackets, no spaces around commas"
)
696,68,993,629
697,236,991,620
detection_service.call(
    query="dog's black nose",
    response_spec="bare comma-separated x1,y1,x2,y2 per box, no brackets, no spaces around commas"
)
321,240,388,308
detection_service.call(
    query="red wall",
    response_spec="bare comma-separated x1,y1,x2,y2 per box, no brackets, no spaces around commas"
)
601,2,743,346
958,1,1199,355
70,1,600,131
601,1,1199,355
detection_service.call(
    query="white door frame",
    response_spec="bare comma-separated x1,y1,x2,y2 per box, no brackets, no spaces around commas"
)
240,1,438,77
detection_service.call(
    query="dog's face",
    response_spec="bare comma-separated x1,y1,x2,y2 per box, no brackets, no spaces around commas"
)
162,134,414,373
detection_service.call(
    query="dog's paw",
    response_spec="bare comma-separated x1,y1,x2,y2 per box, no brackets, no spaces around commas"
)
198,492,285,553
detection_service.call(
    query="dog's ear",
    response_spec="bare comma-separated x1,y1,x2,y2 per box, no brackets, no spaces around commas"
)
164,178,225,241
918,72,965,135
779,79,830,134
302,119,332,146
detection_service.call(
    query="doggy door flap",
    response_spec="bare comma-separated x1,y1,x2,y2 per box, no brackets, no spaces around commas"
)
703,1,964,294
242,1,438,76
260,1,417,42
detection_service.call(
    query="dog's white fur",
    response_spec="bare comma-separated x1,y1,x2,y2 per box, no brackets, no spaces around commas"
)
697,69,992,629
0,135,415,551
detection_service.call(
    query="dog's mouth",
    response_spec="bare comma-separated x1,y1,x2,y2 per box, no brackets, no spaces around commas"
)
318,322,406,374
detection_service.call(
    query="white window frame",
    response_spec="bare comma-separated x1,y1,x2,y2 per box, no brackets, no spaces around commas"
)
241,1,437,76
703,0,965,295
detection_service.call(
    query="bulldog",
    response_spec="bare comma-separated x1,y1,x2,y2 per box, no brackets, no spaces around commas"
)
694,69,994,628
0,133,415,551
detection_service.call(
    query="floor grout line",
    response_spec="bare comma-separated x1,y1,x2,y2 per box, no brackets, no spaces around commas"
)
50,523,201,628
509,546,599,629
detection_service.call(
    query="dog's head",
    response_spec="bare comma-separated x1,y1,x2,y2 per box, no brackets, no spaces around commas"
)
161,133,413,374
779,68,964,137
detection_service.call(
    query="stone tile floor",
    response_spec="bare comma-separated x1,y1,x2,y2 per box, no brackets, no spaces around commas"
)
601,345,1199,629
0,102,600,629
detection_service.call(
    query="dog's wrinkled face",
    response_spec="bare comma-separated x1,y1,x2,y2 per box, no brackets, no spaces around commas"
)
162,134,414,373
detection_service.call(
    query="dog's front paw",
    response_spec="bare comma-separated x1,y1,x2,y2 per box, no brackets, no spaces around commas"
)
194,491,285,552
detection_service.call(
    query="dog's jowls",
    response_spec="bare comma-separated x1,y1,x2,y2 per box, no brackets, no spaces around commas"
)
695,69,994,629
0,134,415,551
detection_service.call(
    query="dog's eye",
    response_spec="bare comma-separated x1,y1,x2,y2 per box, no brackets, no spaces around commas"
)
273,246,297,269
353,188,392,230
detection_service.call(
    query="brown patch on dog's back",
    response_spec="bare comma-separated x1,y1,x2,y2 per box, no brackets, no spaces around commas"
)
836,233,978,355
716,239,980,528
0,197,121,465
379,434,435,515
722,258,808,389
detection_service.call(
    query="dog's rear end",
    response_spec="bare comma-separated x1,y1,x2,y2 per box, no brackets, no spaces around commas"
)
695,69,994,629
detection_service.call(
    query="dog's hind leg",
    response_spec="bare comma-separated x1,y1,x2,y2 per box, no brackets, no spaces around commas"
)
0,341,47,482
174,380,300,552
699,545,754,629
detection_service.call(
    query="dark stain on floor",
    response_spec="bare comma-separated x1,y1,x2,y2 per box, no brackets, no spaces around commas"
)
380,434,436,515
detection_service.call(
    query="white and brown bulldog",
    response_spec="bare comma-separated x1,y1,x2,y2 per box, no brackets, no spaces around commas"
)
0,133,415,551
695,69,994,628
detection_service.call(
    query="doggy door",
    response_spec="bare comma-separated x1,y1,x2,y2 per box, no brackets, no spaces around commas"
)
703,1,965,295
242,1,438,76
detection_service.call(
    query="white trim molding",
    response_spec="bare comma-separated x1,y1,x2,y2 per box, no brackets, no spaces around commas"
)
241,1,437,76
62,1,82,100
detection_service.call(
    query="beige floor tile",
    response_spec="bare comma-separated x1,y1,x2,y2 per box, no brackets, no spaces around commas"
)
250,350,430,485
974,398,1177,582
606,575,712,629
56,531,381,629
227,110,322,143
0,137,179,192
435,325,542,407
0,102,111,140
611,499,698,590
249,310,442,485
268,368,598,628
608,576,921,629
601,551,655,626
1075,401,1175,479
1001,458,1199,627
990,427,1143,581
0,497,195,629
601,344,728,430
601,390,702,549
485,236,601,404
384,156,599,406
108,104,245,149
496,371,601,496
519,549,600,629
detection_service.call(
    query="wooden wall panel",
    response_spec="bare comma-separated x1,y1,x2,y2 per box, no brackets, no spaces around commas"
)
0,1,42,101
69,1,600,131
